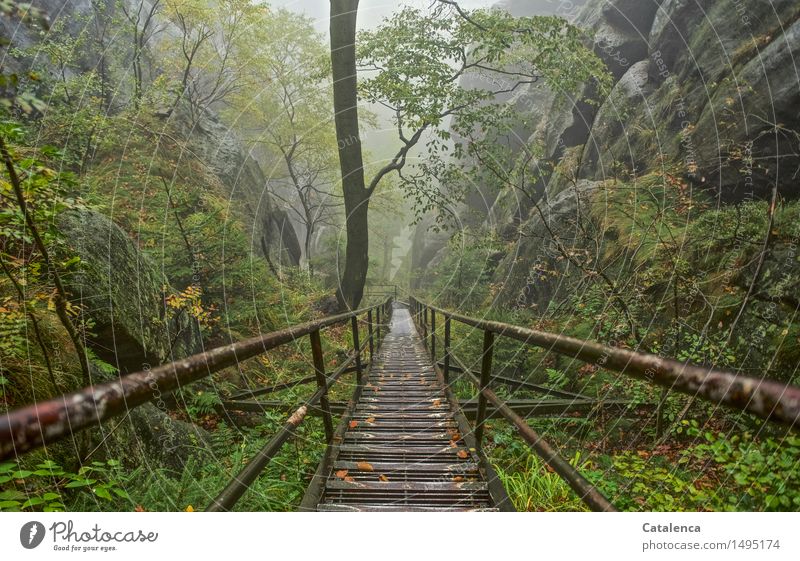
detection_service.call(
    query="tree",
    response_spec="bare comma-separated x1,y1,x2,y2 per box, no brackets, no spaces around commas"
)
328,1,610,308
237,9,341,275
330,0,368,309
162,0,257,123
121,0,163,102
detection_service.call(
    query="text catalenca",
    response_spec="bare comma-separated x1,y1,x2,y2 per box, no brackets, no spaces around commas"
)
642,523,701,533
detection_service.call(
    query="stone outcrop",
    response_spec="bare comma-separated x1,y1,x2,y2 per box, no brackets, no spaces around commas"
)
414,0,800,298
59,209,202,374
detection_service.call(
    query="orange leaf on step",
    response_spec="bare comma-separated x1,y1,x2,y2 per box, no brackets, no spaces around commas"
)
453,476,464,482
335,469,348,479
365,416,376,424
349,420,359,429
457,450,469,459
356,461,374,472
433,399,441,407
344,476,355,483
379,474,389,482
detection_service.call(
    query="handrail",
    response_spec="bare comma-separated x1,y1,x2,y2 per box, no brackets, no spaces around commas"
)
0,298,393,461
206,334,373,511
448,351,615,512
409,297,800,512
416,300,800,428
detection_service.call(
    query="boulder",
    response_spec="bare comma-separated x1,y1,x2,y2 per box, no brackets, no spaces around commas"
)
59,208,202,374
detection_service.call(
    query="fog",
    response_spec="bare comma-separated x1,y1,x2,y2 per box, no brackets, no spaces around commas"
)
270,0,496,32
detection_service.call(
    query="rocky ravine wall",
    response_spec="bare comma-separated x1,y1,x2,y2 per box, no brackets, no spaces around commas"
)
413,0,800,302
3,0,301,365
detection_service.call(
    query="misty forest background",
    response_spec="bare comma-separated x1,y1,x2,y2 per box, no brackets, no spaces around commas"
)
1,0,800,511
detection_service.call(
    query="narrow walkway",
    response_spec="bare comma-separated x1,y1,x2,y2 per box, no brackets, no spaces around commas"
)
316,306,495,511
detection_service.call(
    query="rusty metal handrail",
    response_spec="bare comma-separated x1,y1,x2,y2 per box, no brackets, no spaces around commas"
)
206,334,373,511
448,351,615,511
413,299,800,429
0,299,392,461
410,297,800,512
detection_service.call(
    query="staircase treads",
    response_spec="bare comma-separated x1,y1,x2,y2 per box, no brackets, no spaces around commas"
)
317,307,494,511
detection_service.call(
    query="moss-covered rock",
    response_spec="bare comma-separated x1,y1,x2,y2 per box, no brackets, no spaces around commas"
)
59,208,202,374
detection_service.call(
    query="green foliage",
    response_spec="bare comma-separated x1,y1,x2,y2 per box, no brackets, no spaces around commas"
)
357,5,612,221
0,459,129,512
187,389,222,418
425,229,502,310
589,451,713,511
495,453,591,512
0,0,48,115
488,421,590,511
681,422,800,511
124,418,325,512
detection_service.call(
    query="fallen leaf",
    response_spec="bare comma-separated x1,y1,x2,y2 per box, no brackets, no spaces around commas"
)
453,476,464,482
379,474,389,482
344,476,355,483
134,505,146,512
433,399,442,407
185,505,194,512
449,441,457,448
335,469,349,479
365,416,376,423
356,461,374,472
349,420,359,429
457,450,469,459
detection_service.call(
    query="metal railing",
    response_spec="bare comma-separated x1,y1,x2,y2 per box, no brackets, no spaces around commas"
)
409,297,800,512
0,298,393,511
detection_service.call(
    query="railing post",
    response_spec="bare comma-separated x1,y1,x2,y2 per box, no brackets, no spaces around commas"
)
423,306,428,346
309,330,333,443
351,315,363,386
367,309,375,361
443,315,451,384
376,305,381,343
430,308,436,362
474,330,495,451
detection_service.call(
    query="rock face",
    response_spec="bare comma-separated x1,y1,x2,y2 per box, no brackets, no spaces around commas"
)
412,0,663,281
414,0,800,304
3,0,301,267
59,209,202,374
179,111,302,266
59,208,210,471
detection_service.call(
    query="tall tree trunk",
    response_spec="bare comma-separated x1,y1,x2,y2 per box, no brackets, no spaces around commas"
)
330,0,369,309
304,221,314,277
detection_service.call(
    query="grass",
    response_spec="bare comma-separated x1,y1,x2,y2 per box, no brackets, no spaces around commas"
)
493,453,590,512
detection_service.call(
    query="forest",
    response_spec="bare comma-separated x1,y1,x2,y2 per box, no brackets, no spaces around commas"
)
0,0,799,513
